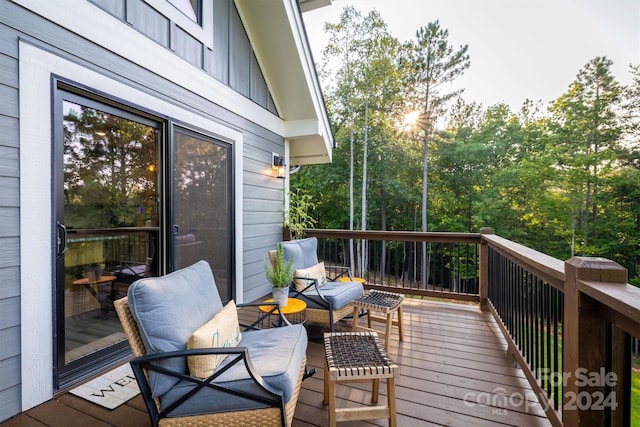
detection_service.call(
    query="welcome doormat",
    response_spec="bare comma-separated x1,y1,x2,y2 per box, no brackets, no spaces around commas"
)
69,364,140,409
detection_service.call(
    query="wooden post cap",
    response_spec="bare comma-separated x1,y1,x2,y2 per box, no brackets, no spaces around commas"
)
565,257,627,283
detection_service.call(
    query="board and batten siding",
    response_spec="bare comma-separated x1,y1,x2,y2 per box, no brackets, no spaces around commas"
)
0,0,290,421
89,0,277,114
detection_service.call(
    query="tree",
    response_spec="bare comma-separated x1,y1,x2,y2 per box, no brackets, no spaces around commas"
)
549,57,622,254
63,104,157,228
321,6,365,272
316,7,401,276
399,20,470,286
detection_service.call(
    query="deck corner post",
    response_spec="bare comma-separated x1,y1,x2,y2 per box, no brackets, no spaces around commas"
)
563,257,627,426
478,227,494,311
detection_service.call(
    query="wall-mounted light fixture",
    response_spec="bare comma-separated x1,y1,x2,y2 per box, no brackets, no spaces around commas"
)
272,153,286,179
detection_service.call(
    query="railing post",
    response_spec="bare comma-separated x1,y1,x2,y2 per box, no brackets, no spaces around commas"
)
563,257,627,426
478,227,493,312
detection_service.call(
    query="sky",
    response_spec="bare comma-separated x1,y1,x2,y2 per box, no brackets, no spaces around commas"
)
302,0,640,111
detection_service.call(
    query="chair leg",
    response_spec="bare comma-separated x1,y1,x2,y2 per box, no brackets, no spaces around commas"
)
384,311,392,350
351,305,360,331
304,366,316,379
329,307,335,333
372,379,380,403
397,305,404,341
387,377,398,427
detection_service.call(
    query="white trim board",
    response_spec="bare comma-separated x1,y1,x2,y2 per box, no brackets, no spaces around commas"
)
12,0,284,135
19,40,245,410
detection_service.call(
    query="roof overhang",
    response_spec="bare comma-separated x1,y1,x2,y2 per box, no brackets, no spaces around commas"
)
235,0,334,165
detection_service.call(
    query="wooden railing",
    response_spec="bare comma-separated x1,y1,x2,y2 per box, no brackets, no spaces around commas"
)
302,228,640,426
304,229,481,302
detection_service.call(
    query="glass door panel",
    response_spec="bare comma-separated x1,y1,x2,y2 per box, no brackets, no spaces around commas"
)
57,94,160,384
173,127,232,301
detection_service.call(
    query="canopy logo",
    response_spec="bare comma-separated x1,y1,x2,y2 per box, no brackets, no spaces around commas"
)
462,368,618,416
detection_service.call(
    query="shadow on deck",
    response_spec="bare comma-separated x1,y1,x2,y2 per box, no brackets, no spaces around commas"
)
2,299,551,427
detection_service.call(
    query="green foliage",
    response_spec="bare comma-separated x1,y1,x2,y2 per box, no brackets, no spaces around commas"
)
633,368,640,426
263,244,294,289
285,188,316,240
303,5,640,285
63,103,158,229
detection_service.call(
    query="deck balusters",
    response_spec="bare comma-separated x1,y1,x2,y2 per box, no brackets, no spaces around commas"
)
487,247,564,414
303,229,638,426
314,236,480,298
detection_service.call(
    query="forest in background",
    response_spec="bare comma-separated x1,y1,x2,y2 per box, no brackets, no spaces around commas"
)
290,6,640,285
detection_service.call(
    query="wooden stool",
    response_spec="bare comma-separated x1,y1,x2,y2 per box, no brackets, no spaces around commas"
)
323,332,399,426
351,290,404,350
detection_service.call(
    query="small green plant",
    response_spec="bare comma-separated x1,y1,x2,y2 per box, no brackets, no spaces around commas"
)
285,188,316,240
264,244,294,288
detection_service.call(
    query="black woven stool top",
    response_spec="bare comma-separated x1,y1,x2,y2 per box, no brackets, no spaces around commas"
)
352,290,404,312
324,332,397,378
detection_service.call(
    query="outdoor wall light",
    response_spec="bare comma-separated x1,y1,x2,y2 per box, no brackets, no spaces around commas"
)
272,153,286,179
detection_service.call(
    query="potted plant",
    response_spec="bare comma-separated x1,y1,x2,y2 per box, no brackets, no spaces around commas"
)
264,244,294,307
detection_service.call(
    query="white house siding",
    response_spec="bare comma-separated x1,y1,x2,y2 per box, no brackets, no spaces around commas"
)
0,0,293,420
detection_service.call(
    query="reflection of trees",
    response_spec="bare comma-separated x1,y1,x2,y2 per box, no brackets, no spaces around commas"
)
63,102,158,228
175,132,228,228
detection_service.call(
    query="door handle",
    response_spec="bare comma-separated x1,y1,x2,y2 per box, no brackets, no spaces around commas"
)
56,221,67,255
173,224,179,234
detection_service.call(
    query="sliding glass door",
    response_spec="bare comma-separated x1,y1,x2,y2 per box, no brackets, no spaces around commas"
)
173,126,233,302
53,85,235,389
54,89,162,387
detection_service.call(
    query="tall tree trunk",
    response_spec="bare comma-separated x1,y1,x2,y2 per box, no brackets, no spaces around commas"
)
422,131,429,288
349,125,355,272
380,181,386,285
345,31,355,274
360,97,369,278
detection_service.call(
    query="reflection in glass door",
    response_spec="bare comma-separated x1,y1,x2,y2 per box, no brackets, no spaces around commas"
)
173,126,232,302
55,90,161,387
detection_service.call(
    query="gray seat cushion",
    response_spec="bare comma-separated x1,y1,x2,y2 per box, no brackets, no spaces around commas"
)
127,260,223,398
301,280,364,310
160,324,308,417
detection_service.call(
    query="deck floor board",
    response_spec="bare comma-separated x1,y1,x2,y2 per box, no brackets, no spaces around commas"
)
1,298,552,427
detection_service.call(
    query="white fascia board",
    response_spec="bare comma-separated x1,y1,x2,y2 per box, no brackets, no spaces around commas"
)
285,119,333,165
289,135,332,165
283,0,334,147
236,0,333,155
298,0,332,13
284,117,332,161
11,0,286,136
284,119,320,138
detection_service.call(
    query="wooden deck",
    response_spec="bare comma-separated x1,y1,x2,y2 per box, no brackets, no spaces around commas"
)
1,299,552,426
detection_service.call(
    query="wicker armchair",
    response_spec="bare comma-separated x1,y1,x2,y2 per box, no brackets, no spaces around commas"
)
270,237,364,332
115,261,308,427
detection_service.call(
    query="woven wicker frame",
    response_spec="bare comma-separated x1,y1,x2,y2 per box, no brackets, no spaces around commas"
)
305,303,353,325
114,297,304,427
268,249,356,329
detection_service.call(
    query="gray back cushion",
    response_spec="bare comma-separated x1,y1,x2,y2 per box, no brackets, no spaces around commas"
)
281,237,319,271
128,260,223,397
